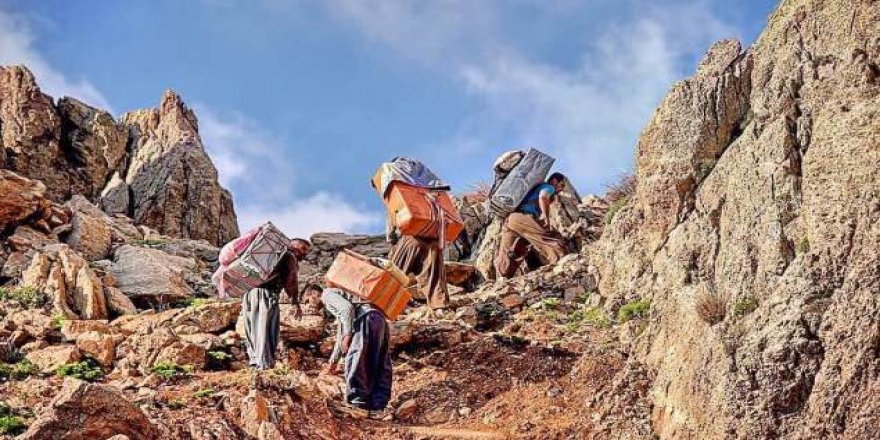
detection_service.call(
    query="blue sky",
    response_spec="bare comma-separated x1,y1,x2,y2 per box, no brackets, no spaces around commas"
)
0,0,777,237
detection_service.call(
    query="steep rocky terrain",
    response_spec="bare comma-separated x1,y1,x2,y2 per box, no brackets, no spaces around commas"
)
0,0,877,439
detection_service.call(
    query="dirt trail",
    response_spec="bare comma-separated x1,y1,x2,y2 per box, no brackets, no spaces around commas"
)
405,426,509,439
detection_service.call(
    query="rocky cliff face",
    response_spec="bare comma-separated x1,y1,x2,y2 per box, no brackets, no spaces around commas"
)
0,67,238,245
588,0,879,438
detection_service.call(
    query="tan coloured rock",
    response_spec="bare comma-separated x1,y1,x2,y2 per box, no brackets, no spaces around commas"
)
56,97,128,199
64,195,113,261
240,390,272,438
75,331,116,367
25,344,81,373
60,320,111,341
0,67,70,201
109,244,195,304
0,169,49,231
21,378,160,440
22,245,108,320
104,286,138,316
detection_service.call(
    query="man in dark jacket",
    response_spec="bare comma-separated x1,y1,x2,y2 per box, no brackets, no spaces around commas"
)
304,285,392,419
242,238,310,369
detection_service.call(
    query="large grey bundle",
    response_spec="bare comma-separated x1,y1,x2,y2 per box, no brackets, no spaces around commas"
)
488,148,555,218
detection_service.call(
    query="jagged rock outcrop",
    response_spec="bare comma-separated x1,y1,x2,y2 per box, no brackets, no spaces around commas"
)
107,91,239,246
22,244,109,320
0,65,238,246
587,0,879,438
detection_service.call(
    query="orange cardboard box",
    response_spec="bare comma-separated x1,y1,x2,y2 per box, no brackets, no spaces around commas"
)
384,182,465,243
324,249,411,320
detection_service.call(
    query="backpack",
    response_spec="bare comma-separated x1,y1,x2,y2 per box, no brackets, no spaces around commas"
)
488,148,555,218
212,222,291,299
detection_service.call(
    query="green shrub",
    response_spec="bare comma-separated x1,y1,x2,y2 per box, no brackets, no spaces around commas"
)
174,298,206,309
0,360,37,381
618,299,651,323
604,197,629,225
206,350,232,371
534,297,560,311
56,358,103,382
0,415,26,436
51,314,67,331
166,399,186,410
733,295,759,317
152,361,193,381
567,306,611,331
193,388,216,398
797,237,810,254
0,285,47,309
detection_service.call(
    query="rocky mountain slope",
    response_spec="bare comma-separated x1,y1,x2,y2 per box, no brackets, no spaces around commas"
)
0,0,876,439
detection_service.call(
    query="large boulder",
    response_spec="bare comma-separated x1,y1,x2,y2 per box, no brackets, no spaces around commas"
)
105,91,238,246
109,244,196,305
0,169,49,231
25,345,82,373
21,378,160,440
22,245,108,320
63,196,113,261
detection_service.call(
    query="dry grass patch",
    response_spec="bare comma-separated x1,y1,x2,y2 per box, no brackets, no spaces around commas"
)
695,292,727,325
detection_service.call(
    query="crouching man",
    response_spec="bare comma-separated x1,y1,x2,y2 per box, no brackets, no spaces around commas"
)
303,284,392,418
243,238,311,369
494,173,567,278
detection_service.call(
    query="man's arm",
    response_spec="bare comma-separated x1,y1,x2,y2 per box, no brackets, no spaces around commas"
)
281,254,301,318
538,188,554,227
323,290,356,366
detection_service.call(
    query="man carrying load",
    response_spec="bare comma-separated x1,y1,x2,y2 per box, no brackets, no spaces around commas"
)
241,237,311,369
304,284,392,419
494,173,567,278
372,157,465,311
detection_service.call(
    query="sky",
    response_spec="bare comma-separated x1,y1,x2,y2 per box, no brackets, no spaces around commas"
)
0,0,777,238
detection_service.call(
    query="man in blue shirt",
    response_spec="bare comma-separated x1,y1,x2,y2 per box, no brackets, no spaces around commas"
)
494,173,568,277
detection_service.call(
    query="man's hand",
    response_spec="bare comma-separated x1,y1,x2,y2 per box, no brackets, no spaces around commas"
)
341,334,353,353
538,214,551,229
290,303,303,320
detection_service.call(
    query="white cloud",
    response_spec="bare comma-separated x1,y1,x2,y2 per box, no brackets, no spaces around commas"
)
237,192,381,239
323,0,741,192
194,103,297,202
0,10,113,112
195,103,381,237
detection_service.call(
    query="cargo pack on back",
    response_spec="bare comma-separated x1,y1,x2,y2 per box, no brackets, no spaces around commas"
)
324,249,412,320
372,157,464,243
212,222,290,299
488,148,556,218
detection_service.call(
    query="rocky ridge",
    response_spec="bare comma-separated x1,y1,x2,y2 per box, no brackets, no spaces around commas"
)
0,0,877,439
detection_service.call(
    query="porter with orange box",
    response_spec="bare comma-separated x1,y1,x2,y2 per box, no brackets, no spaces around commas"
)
324,248,412,320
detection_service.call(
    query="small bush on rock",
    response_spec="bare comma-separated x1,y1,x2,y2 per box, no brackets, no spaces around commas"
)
152,361,193,381
0,285,47,309
206,350,232,371
56,358,103,382
604,197,630,225
0,415,26,436
733,295,759,317
193,388,216,398
0,360,37,381
618,299,651,323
